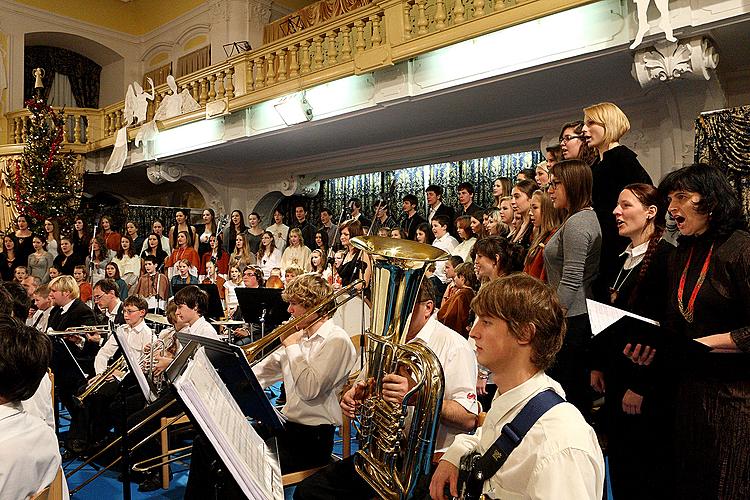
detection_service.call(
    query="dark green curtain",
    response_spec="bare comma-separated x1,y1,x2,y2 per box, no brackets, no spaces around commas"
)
25,46,101,108
695,106,750,222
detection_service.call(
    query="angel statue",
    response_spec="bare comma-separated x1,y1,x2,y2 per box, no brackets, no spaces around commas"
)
104,78,156,174
134,75,200,148
630,0,677,49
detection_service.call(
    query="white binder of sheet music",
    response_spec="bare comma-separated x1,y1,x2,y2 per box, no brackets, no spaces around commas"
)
586,299,660,337
174,347,283,500
116,330,158,403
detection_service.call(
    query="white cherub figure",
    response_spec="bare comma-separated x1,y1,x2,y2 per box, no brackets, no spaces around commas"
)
630,0,677,49
135,75,200,147
105,78,156,174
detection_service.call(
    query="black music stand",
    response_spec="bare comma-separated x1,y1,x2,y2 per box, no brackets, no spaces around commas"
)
172,283,224,319
235,288,289,336
171,332,284,432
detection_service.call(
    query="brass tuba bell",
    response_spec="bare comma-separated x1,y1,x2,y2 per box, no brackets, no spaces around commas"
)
350,235,449,500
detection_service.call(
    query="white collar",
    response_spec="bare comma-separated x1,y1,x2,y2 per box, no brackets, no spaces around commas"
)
60,299,75,315
619,240,649,259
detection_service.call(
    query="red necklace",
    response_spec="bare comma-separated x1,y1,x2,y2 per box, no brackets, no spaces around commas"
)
677,243,714,323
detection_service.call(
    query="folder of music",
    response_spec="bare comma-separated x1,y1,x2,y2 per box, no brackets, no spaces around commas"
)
115,330,159,403
174,347,283,500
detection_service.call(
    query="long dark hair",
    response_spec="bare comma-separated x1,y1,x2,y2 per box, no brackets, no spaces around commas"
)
415,222,434,244
559,120,598,166
659,163,745,239
471,236,524,276
116,234,136,259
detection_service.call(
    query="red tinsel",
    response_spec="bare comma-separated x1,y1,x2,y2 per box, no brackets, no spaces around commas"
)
12,159,44,221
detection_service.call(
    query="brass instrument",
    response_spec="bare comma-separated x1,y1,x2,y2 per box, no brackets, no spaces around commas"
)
74,356,128,404
350,235,449,500
47,324,111,340
240,278,364,363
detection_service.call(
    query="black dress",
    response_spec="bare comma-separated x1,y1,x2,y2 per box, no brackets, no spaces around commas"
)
590,145,652,300
661,230,750,499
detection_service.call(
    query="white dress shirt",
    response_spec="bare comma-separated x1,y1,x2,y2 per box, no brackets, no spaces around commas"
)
258,248,283,279
0,402,66,500
409,317,479,451
442,372,605,500
94,320,153,375
21,372,55,429
453,237,476,263
427,202,442,223
29,307,51,332
432,233,459,283
252,318,356,426
187,315,221,340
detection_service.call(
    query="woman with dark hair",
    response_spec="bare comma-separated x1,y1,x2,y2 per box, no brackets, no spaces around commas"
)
53,236,84,276
246,212,264,255
257,231,282,280
169,210,198,253
453,216,476,263
100,215,122,252
70,215,91,259
124,221,145,255
338,220,371,288
112,234,141,287
510,179,537,250
199,233,229,278
582,102,652,301
43,218,61,259
491,177,513,208
164,230,200,278
469,213,486,241
140,232,168,271
223,209,248,254
559,120,597,165
85,236,113,282
523,189,561,281
471,236,522,284
314,229,329,263
436,262,478,338
28,234,54,283
544,159,602,417
0,234,19,281
196,208,217,258
627,164,750,499
105,262,129,301
590,183,672,499
14,215,33,265
415,222,435,244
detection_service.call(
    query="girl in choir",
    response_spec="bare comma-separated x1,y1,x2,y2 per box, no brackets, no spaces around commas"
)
48,265,60,280
198,234,229,277
535,161,551,189
510,179,536,249
14,214,33,264
439,255,463,307
165,230,200,278
147,219,171,254
140,232,168,271
43,218,61,259
28,235,54,284
310,249,326,274
229,232,256,271
498,196,514,228
201,260,226,300
124,220,145,255
100,215,122,252
246,212,264,255
112,234,141,288
71,215,91,259
73,265,93,304
171,259,199,287
322,249,345,289
544,159,602,417
437,262,477,338
415,222,435,244
169,210,198,253
559,120,597,164
523,189,561,281
222,209,248,254
266,208,289,252
590,183,670,500
53,236,84,276
469,213,486,240
280,228,311,275
13,265,28,283
223,266,242,315
196,208,217,257
314,230,329,262
257,231,282,280
389,228,407,239
453,216,476,263
491,177,513,208
472,236,520,285
105,262,130,301
86,236,112,284
483,208,506,237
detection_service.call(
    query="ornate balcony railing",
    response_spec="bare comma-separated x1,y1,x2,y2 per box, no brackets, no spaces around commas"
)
1,0,593,153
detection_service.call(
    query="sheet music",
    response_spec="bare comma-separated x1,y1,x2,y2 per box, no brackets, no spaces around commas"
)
115,331,158,403
586,299,660,336
174,348,283,500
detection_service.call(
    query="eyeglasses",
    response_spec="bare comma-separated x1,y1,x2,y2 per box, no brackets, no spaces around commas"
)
560,135,583,144
123,308,142,314
92,294,104,302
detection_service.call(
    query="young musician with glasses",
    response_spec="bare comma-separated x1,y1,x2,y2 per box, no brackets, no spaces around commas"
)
429,275,604,500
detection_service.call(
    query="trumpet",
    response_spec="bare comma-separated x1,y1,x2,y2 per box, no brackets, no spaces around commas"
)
47,324,111,341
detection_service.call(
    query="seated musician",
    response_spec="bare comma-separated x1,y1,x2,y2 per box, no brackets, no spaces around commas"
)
0,315,63,500
429,274,604,500
185,273,357,499
295,279,479,500
173,285,221,340
93,278,126,328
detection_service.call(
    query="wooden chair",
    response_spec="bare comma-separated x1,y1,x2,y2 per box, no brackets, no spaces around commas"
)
159,414,191,489
282,465,327,487
30,466,63,500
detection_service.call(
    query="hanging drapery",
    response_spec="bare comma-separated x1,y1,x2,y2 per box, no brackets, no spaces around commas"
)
264,0,373,44
695,106,750,221
24,46,101,108
176,46,211,78
143,63,173,88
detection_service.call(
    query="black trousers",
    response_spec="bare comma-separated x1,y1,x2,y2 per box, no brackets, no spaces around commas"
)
184,420,335,500
547,313,592,419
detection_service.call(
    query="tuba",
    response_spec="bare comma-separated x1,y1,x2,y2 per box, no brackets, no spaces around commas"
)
350,235,448,500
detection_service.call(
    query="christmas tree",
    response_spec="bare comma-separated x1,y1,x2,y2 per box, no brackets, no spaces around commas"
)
3,71,83,234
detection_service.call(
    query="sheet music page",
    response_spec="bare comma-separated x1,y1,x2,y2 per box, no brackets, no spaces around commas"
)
174,348,283,500
115,331,157,403
586,299,660,336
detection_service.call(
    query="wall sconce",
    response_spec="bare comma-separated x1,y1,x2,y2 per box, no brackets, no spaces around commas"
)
273,92,313,126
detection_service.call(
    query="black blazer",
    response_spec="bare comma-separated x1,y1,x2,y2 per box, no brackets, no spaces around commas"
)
48,299,99,358
456,202,483,218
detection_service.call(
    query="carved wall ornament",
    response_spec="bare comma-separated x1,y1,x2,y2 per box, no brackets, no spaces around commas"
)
146,162,183,184
631,37,719,89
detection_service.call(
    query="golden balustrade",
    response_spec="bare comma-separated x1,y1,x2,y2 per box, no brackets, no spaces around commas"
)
1,0,593,154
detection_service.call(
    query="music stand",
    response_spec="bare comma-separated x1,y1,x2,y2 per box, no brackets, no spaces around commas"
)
236,288,289,336
172,332,285,431
172,284,224,319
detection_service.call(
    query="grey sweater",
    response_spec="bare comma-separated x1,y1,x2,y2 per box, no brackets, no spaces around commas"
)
544,209,602,317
